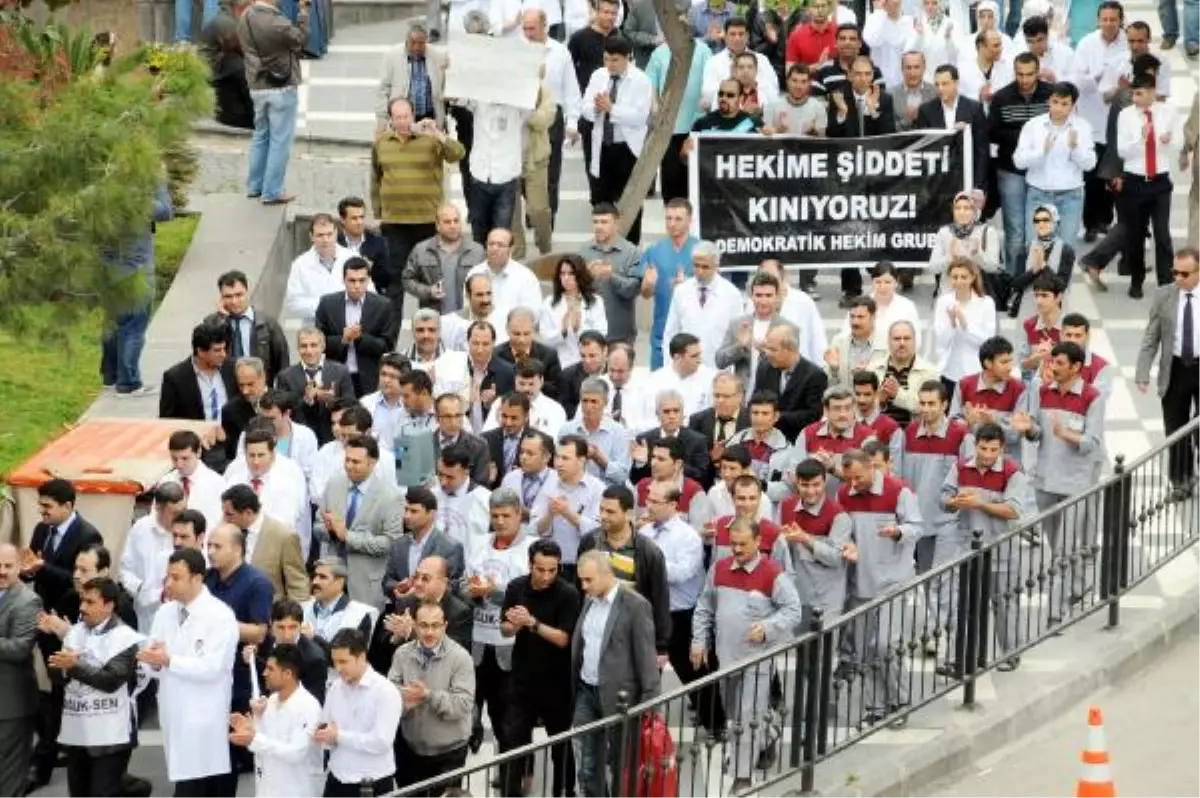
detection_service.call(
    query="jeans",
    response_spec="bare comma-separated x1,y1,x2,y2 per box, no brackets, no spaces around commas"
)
573,684,621,797
246,88,299,202
1187,0,1200,46
1004,0,1022,36
1025,185,1084,251
997,169,1029,276
175,0,220,42
469,179,518,246
101,308,150,391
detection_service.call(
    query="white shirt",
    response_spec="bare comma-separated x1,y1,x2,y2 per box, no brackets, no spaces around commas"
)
360,391,410,451
233,422,321,497
863,10,916,89
411,348,473,404
224,457,310,556
1017,39,1076,84
579,581,619,685
543,473,605,563
284,245,356,323
320,668,404,784
466,535,532,646
535,36,581,128
441,309,509,351
700,48,777,107
1176,290,1199,358
957,54,1013,110
159,462,225,535
932,292,997,381
1071,30,1128,144
746,289,827,365
539,295,609,369
1012,113,1098,191
312,440,397,499
707,481,773,521
639,515,704,611
483,391,567,439
662,276,744,368
562,0,590,34
1115,102,1185,178
118,515,174,633
466,260,544,322
906,15,958,83
150,589,240,782
580,65,654,178
469,101,530,184
646,364,718,419
247,686,324,798
433,482,493,564
600,374,654,433
489,0,523,38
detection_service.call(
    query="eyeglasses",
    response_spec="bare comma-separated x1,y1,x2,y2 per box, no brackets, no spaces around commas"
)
1033,217,1053,223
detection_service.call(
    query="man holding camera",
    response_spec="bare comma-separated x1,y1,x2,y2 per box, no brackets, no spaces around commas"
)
237,0,309,206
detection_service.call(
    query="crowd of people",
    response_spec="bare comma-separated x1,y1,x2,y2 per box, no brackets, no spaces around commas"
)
3,0,1199,797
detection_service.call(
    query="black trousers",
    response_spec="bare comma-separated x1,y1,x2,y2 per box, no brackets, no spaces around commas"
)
667,608,726,732
394,733,467,796
1120,174,1175,290
503,685,576,796
449,103,475,207
380,222,437,318
1164,356,1200,487
31,680,64,778
65,748,130,797
660,132,690,203
1080,220,1128,272
583,122,643,245
841,268,863,296
473,644,512,750
175,772,237,797
324,774,395,797
548,106,565,224
1083,143,1114,231
0,716,34,798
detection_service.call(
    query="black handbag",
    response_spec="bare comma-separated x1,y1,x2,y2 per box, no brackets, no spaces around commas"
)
246,8,292,88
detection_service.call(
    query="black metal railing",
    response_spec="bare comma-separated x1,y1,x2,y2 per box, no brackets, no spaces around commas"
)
390,418,1199,798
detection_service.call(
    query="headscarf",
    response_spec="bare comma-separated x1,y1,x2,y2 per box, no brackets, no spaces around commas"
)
1034,203,1060,247
950,191,979,239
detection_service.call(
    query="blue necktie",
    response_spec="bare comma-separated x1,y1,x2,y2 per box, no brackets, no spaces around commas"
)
209,385,219,421
346,487,361,527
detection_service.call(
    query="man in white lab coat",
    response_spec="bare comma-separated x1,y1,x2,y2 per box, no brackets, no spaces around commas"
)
229,643,324,797
137,548,240,796
162,429,226,534
119,482,187,633
284,213,356,324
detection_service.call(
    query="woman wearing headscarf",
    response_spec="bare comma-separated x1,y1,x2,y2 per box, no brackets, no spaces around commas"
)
928,190,1003,301
1005,203,1077,317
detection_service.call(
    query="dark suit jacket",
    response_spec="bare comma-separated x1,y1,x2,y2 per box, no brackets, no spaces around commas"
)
159,357,238,421
558,363,604,420
368,590,472,674
27,515,103,609
687,407,751,488
481,426,529,489
916,96,990,190
434,431,491,486
577,530,671,653
381,530,466,599
314,291,398,395
570,585,661,715
628,427,710,486
275,360,357,446
494,341,564,401
753,356,828,442
470,357,516,418
337,230,391,291
202,308,290,386
221,395,258,462
827,92,897,138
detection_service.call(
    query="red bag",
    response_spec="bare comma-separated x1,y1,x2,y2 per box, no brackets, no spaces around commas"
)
636,712,679,798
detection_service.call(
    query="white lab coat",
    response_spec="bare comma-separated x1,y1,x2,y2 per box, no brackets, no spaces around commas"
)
483,392,567,440
224,457,311,558
466,260,545,323
662,276,744,368
159,463,226,536
433,483,493,564
539,295,609,369
644,364,719,419
118,516,175,633
744,289,827,365
149,589,240,782
284,245,356,323
412,349,473,405
247,686,325,798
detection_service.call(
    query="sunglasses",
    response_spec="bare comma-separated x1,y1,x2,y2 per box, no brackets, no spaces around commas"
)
1033,217,1052,223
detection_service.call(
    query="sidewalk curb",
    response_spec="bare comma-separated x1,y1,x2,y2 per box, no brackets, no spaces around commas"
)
793,575,1200,797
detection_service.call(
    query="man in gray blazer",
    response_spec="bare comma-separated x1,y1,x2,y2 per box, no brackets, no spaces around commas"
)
314,435,405,611
571,550,661,797
0,543,41,798
376,24,446,130
715,271,786,388
1136,248,1200,497
381,486,466,598
890,52,937,132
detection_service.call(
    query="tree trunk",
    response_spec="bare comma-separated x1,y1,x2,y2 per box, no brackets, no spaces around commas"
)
615,0,693,237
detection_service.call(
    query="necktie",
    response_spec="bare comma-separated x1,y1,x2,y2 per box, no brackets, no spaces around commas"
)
181,476,191,499
612,386,623,423
179,606,189,625
779,368,790,397
251,478,263,495
1145,110,1157,176
230,316,246,359
44,530,58,561
346,487,361,528
503,436,519,472
522,474,541,507
602,74,620,145
718,418,732,443
209,385,219,421
304,366,320,382
699,284,708,308
1183,293,1195,362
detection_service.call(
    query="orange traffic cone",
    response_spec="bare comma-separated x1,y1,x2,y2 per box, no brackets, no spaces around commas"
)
1076,706,1116,797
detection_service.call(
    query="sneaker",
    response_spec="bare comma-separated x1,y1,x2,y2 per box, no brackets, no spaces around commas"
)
1162,35,1177,49
115,385,158,398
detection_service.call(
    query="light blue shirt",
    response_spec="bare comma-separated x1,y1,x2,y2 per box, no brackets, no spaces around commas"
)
645,39,711,135
558,417,632,487
580,581,620,686
641,515,705,612
548,475,604,565
637,236,698,369
51,513,78,553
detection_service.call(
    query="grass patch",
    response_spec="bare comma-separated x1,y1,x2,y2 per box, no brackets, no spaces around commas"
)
0,215,199,479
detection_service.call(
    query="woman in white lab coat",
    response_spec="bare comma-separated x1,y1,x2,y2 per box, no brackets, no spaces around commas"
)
539,254,608,369
932,257,997,394
841,261,923,353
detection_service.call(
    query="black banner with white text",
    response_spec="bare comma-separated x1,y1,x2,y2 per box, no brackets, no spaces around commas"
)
689,130,969,269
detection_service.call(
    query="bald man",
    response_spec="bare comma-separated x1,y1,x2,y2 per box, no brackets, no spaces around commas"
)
0,543,42,797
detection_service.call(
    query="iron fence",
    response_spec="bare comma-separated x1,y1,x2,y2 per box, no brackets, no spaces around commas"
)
390,417,1199,797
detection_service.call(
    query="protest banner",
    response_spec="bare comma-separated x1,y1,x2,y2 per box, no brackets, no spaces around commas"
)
688,130,969,269
445,34,543,111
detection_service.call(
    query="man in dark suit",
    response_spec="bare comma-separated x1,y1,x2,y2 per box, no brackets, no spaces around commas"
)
22,479,103,610
275,326,357,446
336,196,390,293
688,372,751,488
203,269,290,386
629,390,710,485
558,331,608,420
916,64,991,191
314,257,398,396
466,320,516,428
481,393,531,488
753,321,829,441
433,394,491,485
826,55,896,139
159,321,238,423
221,355,270,463
369,552,471,674
494,307,565,401
0,544,41,798
571,550,661,798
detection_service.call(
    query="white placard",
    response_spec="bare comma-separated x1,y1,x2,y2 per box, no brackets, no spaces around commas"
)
444,34,543,111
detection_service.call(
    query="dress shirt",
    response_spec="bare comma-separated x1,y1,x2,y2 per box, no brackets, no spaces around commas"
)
1012,113,1098,191
160,462,226,535
700,48,777,107
863,10,915,89
284,245,356,322
645,364,718,419
248,685,325,797
194,361,228,422
539,295,609,369
1176,290,1199,358
501,466,559,530
1072,30,1128,144
344,296,364,373
441,308,509,351
224,458,309,555
483,392,567,440
579,580,620,685
932,292,997,381
408,527,433,575
1116,102,1185,177
232,423,321,490
226,307,255,360
466,260,544,322
537,36,581,128
545,473,604,564
956,55,1013,109
119,515,175,632
661,276,744,368
320,668,404,783
469,101,529,184
580,64,654,178
433,483,492,563
360,391,409,451
46,512,76,556
558,416,632,485
600,375,653,433
639,515,704,611
941,98,958,130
